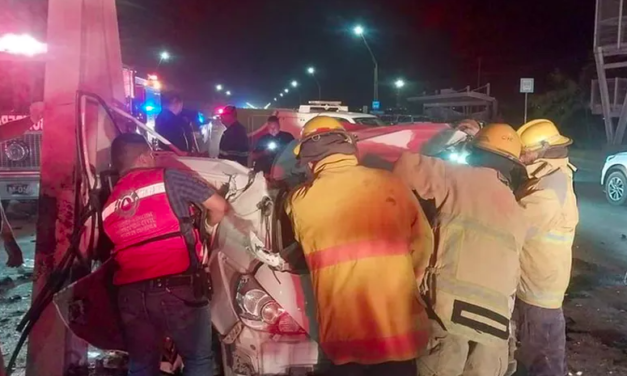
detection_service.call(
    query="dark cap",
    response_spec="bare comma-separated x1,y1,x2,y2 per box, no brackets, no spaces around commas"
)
222,105,237,115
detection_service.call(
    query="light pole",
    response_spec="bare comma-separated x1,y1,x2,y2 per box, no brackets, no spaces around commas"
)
395,79,405,108
354,25,378,102
307,66,322,100
291,80,302,105
226,90,231,96
216,84,223,92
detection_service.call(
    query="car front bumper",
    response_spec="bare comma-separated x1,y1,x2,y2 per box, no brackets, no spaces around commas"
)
225,325,318,375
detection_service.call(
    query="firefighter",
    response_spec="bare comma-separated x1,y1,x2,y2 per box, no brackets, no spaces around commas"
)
393,123,528,376
513,119,578,376
102,133,228,376
285,117,431,376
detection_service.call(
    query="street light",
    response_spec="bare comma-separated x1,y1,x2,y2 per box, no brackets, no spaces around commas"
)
226,91,231,96
353,25,378,102
291,80,298,88
395,79,405,107
280,93,284,97
307,66,322,100
157,50,170,69
274,98,277,101
216,84,223,92
284,88,289,93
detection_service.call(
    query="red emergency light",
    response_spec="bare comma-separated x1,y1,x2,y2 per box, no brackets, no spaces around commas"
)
0,33,47,56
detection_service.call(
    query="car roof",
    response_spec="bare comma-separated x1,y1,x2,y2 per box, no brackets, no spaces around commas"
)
315,111,377,118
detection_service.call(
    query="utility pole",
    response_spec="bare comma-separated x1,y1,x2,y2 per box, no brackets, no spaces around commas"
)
477,57,482,88
354,26,379,102
26,1,125,375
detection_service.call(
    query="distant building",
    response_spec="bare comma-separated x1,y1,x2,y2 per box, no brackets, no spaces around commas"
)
407,84,497,123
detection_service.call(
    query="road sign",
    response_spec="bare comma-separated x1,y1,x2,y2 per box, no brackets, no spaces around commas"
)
372,100,380,110
520,78,535,94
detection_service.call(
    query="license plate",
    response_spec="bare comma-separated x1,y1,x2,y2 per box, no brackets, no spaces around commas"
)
7,184,30,195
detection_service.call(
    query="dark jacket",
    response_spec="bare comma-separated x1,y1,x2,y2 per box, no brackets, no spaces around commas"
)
219,121,249,166
155,109,193,152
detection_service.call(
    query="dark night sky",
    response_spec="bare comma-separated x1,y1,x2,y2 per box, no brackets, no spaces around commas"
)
116,0,596,112
5,0,597,114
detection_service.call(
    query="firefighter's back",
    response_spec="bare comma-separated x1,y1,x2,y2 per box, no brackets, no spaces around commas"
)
287,154,428,366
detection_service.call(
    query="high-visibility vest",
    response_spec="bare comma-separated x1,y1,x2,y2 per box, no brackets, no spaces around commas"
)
102,168,202,285
394,153,527,347
516,158,579,309
286,154,431,365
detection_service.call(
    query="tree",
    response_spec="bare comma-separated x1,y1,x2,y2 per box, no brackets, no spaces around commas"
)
529,69,584,125
529,67,606,148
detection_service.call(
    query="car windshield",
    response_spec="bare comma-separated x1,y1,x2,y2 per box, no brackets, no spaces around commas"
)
353,117,386,127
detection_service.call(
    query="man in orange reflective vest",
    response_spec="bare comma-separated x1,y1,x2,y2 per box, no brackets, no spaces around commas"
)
285,117,431,376
102,133,228,376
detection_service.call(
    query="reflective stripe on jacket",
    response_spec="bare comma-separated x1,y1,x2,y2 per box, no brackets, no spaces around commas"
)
516,158,579,309
103,168,202,285
393,152,527,347
286,154,431,365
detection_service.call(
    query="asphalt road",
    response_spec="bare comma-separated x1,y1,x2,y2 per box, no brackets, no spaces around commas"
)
1,155,627,374
572,158,627,269
561,153,627,375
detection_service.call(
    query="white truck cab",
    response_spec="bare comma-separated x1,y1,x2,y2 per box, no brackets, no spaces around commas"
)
288,101,386,128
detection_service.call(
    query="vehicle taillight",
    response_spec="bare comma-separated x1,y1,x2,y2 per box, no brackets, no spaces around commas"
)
235,275,306,335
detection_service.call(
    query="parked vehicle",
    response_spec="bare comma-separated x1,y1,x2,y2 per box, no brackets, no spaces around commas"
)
0,67,157,207
601,152,627,205
0,114,42,205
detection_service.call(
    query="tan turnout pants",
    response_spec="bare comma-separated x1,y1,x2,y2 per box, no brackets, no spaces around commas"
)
417,320,508,376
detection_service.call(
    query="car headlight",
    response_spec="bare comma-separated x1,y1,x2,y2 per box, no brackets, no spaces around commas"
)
5,141,29,162
235,275,305,335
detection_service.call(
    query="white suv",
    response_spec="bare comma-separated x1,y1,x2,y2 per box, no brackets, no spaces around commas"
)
601,152,627,205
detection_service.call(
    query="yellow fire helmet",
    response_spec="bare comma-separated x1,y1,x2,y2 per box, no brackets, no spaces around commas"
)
293,116,353,156
472,123,523,163
517,119,572,151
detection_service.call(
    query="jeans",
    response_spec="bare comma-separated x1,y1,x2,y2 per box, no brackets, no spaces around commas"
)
417,319,508,376
117,281,213,376
513,300,567,376
320,360,417,376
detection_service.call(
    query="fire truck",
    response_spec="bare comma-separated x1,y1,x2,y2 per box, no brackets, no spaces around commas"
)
0,66,160,205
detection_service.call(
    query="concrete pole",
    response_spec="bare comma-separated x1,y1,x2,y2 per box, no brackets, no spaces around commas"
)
26,0,125,375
